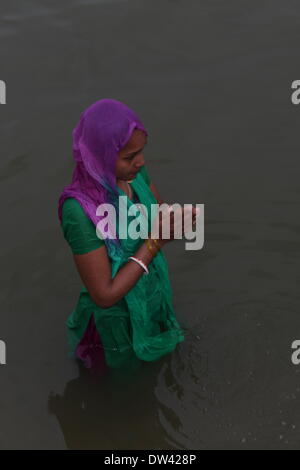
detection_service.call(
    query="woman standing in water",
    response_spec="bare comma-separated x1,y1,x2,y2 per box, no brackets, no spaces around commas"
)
58,99,197,377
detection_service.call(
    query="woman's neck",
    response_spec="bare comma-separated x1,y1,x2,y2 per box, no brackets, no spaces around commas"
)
117,179,133,199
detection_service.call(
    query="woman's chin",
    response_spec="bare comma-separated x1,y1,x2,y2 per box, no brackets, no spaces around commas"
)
127,174,137,182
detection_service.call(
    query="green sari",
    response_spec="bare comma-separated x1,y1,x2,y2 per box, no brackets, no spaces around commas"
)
65,170,185,371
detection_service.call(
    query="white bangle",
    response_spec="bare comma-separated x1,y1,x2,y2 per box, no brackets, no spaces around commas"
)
128,256,149,275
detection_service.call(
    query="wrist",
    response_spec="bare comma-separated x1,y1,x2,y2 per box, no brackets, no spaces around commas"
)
152,238,165,249
146,236,163,254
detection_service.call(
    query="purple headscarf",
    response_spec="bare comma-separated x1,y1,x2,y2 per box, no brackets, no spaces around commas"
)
57,99,148,258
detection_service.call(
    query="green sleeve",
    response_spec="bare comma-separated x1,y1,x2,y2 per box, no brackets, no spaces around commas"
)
61,198,105,255
139,165,151,186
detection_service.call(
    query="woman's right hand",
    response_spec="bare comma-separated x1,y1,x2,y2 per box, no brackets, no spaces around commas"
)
150,204,198,247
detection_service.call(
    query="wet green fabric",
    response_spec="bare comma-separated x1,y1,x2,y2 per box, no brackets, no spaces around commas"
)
60,165,184,371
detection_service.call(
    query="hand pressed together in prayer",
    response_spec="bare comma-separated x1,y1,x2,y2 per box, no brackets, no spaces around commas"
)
150,204,200,244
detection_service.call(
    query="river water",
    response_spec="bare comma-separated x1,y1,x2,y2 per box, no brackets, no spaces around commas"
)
1,0,300,449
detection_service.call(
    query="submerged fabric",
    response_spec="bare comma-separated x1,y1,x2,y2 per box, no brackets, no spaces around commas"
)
75,315,107,377
57,99,184,370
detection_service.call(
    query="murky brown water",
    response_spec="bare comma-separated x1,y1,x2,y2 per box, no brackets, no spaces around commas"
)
1,0,300,449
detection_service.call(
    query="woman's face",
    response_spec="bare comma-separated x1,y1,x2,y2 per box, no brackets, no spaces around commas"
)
115,129,147,181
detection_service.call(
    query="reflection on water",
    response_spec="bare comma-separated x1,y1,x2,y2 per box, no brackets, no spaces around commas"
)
48,359,181,450
48,331,210,450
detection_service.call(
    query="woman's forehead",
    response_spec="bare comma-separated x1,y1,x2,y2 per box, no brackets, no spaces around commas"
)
124,129,147,151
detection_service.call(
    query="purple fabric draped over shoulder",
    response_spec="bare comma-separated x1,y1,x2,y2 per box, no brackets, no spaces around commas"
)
57,98,148,259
